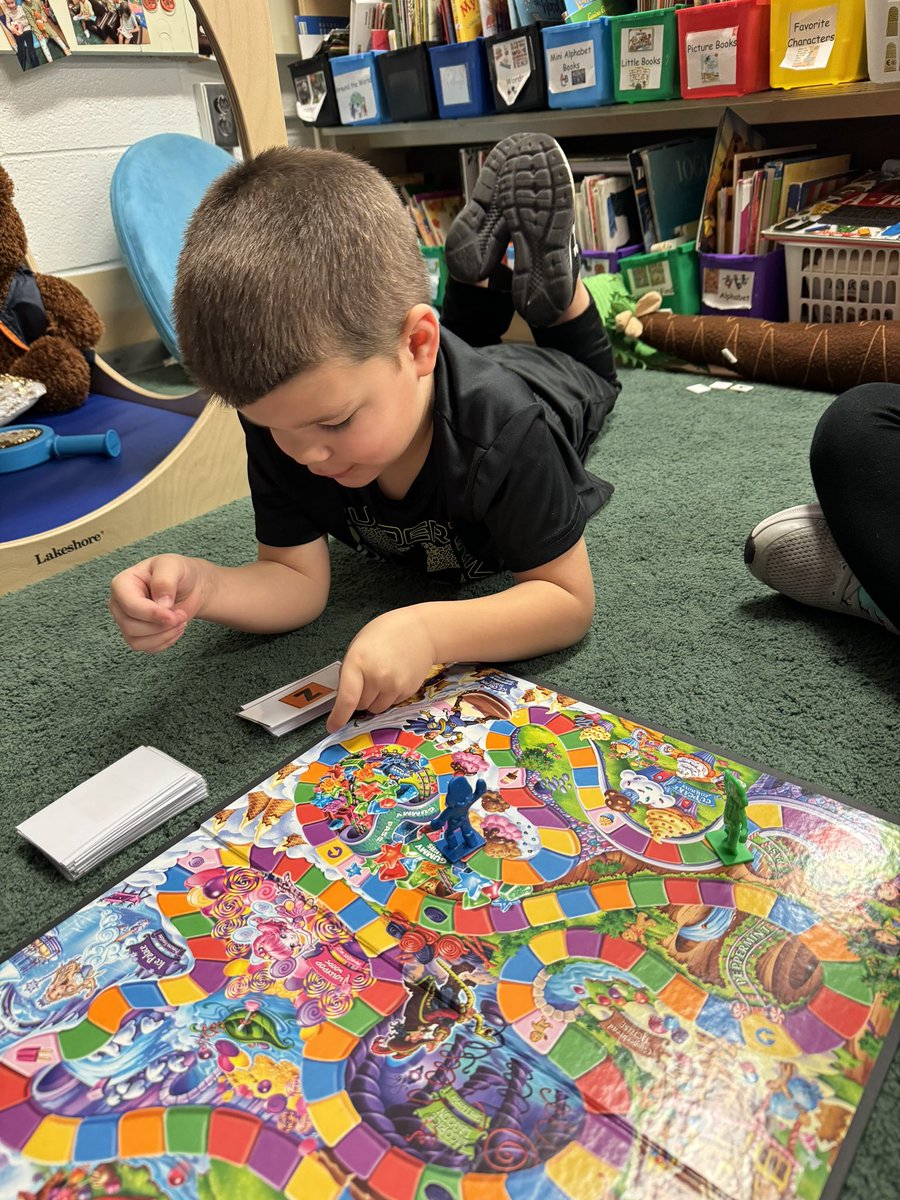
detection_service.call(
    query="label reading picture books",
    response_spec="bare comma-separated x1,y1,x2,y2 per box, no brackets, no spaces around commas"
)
702,266,755,310
619,23,664,92
294,69,328,123
439,63,471,106
684,26,738,89
492,36,532,105
781,5,837,70
547,40,596,93
334,67,377,123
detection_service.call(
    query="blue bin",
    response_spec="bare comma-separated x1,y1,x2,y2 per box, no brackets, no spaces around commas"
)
331,51,390,125
542,18,614,109
429,38,495,119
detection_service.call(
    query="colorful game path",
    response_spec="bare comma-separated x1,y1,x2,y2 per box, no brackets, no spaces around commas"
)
0,666,897,1200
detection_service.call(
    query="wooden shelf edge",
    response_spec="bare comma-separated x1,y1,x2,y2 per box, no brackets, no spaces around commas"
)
318,80,900,149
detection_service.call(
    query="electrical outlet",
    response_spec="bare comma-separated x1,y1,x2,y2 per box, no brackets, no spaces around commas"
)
194,82,238,150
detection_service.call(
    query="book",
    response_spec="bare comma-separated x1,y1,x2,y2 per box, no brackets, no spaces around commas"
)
775,153,853,223
640,137,714,243
785,172,853,218
450,0,482,40
696,107,765,254
764,173,900,247
628,147,657,251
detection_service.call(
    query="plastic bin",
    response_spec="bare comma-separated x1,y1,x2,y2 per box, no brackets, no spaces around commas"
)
677,0,771,99
331,51,391,125
290,55,342,127
610,6,681,103
581,245,642,275
421,246,448,307
542,19,614,109
377,43,440,121
621,242,701,314
783,241,900,322
429,38,495,118
770,0,866,88
866,0,900,83
485,24,548,113
700,248,786,319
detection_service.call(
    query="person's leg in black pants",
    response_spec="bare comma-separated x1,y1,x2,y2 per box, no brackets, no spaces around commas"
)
745,383,899,632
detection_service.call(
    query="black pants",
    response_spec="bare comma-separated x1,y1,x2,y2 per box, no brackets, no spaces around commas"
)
811,383,900,627
441,271,620,464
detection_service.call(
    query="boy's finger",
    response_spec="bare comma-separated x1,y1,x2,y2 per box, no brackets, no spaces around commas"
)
328,664,364,733
110,579,179,626
148,556,186,609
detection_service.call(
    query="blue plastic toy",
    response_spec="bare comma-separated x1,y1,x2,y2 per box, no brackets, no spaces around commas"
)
428,776,487,864
0,424,120,474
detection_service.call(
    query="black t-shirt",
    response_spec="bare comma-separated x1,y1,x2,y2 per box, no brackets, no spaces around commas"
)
240,328,611,585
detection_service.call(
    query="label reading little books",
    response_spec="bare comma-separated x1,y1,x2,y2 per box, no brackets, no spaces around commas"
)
439,63,471,106
702,266,755,311
492,37,532,105
619,23,664,92
547,40,595,93
334,67,377,124
684,26,738,89
781,5,837,70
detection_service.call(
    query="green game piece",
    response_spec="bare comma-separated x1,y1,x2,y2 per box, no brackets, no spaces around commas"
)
706,771,753,865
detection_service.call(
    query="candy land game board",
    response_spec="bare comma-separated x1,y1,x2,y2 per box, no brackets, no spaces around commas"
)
0,665,897,1200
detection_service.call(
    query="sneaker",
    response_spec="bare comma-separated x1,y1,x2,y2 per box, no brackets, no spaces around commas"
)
445,132,579,327
744,503,897,632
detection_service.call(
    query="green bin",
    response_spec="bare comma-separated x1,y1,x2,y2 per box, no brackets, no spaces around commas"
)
621,242,700,315
610,6,681,103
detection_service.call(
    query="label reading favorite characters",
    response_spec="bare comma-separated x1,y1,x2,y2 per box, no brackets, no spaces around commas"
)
781,5,837,70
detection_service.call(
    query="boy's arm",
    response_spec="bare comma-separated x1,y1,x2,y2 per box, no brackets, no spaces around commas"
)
195,538,331,632
110,537,330,652
328,538,593,730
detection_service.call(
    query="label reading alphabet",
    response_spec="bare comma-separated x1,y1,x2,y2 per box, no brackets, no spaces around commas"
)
702,266,755,311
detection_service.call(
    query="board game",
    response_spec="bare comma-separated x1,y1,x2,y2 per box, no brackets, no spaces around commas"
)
0,665,897,1200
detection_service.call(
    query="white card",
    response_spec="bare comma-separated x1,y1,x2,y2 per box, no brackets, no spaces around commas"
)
239,662,341,735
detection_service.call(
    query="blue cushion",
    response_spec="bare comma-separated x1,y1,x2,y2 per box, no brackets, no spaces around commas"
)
110,134,234,361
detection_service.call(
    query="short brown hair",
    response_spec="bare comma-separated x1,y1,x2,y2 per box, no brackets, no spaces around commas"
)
174,146,431,407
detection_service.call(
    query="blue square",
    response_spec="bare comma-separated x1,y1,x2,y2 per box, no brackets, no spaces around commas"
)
557,886,597,918
75,1116,119,1161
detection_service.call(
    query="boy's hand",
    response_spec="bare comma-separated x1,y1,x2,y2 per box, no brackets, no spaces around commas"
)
109,554,209,653
328,609,436,733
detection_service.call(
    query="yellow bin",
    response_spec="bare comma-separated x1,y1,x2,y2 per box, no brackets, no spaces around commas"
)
770,0,868,88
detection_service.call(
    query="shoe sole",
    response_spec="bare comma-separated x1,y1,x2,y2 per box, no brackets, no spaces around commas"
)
445,132,576,326
498,134,576,327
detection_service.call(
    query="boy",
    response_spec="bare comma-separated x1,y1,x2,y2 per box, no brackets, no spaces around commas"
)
109,134,621,732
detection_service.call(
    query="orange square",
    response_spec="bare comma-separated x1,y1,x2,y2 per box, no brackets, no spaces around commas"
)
87,986,131,1035
658,974,706,1021
591,880,633,910
118,1108,165,1158
280,680,335,711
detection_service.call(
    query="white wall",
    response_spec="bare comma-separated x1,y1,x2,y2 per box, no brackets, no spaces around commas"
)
0,51,304,279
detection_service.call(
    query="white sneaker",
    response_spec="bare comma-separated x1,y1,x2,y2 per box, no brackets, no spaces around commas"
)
744,503,897,633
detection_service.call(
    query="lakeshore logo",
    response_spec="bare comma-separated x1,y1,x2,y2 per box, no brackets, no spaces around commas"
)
35,531,104,565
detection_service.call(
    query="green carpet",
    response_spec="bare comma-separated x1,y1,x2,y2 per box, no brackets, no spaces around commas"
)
2,366,898,1197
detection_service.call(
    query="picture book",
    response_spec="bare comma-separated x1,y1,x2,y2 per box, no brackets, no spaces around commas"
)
576,175,638,252
641,137,714,243
784,172,854,219
0,664,897,1200
628,147,657,251
696,107,765,254
775,154,853,223
450,0,483,41
764,172,900,247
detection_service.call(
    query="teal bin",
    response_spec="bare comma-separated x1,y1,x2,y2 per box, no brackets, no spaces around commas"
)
542,18,614,109
331,51,390,125
610,6,681,103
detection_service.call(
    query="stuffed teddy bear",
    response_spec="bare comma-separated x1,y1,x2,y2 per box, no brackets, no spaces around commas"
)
0,163,103,413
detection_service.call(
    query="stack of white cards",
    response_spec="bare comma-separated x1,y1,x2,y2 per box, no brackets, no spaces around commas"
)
16,747,208,881
239,662,340,736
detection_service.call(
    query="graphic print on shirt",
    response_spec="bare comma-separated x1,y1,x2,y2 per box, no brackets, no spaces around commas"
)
345,504,492,581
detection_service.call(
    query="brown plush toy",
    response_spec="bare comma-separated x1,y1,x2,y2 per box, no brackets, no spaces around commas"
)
615,295,900,393
0,164,103,413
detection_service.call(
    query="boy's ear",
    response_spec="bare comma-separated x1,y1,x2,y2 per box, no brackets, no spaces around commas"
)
401,304,441,377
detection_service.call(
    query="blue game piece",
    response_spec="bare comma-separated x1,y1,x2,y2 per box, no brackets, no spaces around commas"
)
428,776,487,864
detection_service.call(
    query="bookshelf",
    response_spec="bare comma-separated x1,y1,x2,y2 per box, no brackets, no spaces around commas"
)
313,80,900,151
